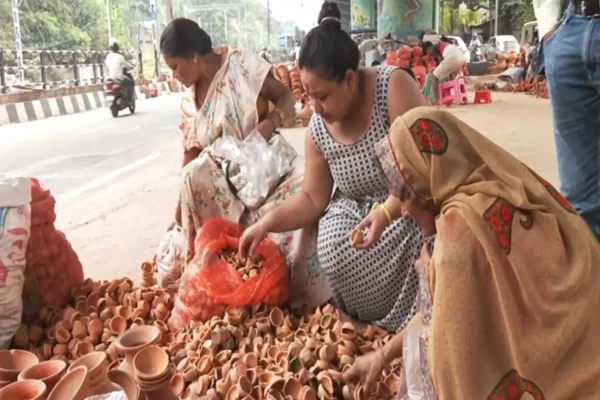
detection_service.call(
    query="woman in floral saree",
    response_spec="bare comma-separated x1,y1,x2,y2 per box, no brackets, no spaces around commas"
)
344,107,600,398
160,18,331,306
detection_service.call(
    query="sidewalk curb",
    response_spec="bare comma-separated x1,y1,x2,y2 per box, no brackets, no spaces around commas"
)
0,82,175,126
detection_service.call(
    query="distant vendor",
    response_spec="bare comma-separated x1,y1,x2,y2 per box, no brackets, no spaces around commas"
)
424,37,466,105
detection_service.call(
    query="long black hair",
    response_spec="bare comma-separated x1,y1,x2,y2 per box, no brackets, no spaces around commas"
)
160,18,212,58
298,2,360,82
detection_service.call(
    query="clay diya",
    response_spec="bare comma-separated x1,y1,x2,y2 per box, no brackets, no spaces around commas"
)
0,350,39,382
47,365,89,400
350,228,364,247
18,359,67,393
132,346,169,380
108,369,140,400
0,379,46,400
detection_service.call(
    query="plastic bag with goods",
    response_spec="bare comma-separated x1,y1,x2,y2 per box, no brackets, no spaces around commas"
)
218,130,296,210
23,178,84,317
0,177,31,349
156,225,187,292
170,218,289,329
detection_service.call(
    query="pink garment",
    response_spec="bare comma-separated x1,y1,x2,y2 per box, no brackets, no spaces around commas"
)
439,41,449,54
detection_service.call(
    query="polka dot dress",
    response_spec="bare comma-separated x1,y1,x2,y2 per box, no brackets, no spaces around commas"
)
310,65,428,332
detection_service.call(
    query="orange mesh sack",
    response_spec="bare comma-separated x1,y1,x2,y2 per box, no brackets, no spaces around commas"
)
170,218,289,329
23,178,84,319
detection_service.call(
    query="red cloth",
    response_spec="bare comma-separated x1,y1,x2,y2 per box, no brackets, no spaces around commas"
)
439,42,449,54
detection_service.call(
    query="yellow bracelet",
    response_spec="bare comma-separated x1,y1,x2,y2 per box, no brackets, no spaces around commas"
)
371,202,392,225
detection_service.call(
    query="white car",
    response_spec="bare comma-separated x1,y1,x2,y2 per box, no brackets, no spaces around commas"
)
484,35,520,61
446,35,471,63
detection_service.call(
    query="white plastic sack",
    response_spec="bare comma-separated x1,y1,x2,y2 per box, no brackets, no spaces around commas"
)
218,130,294,201
400,317,425,400
85,390,127,400
156,226,187,291
0,177,31,349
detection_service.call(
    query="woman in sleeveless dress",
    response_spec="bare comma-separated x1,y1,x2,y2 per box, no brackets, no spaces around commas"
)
240,2,431,332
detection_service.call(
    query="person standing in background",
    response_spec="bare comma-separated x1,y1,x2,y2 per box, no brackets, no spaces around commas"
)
535,0,600,241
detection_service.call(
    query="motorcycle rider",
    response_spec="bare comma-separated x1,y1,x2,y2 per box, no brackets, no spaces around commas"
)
105,38,134,99
468,33,483,61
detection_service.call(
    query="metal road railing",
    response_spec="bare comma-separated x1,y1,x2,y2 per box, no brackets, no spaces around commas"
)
0,49,144,94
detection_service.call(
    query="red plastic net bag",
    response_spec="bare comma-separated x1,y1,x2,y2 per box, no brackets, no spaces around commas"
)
170,218,289,329
23,179,84,318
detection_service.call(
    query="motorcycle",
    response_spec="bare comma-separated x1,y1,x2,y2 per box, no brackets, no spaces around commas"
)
104,69,136,118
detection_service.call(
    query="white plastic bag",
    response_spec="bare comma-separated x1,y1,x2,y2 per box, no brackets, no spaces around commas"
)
218,130,295,208
85,390,128,400
0,177,31,349
156,226,187,291
400,317,425,400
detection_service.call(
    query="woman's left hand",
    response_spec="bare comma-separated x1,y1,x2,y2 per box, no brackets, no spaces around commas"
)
353,208,388,249
255,118,276,141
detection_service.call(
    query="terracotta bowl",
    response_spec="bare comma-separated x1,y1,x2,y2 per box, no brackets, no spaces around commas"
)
135,365,174,389
115,325,160,353
108,370,140,400
18,360,67,393
48,366,89,400
0,350,39,381
133,346,169,380
0,379,46,400
67,352,107,387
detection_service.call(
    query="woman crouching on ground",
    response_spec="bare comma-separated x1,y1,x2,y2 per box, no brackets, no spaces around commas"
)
161,18,331,306
345,107,600,398
240,2,430,333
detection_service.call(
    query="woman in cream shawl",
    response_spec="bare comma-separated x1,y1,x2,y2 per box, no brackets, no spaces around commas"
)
161,18,331,308
344,107,600,399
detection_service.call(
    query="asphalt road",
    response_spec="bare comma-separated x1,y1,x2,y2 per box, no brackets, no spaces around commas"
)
0,95,182,204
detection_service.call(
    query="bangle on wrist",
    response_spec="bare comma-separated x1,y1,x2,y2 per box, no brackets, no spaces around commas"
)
273,108,285,126
371,202,392,226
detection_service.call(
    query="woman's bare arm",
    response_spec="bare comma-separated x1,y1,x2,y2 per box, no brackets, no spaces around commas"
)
260,73,296,129
387,69,428,122
260,132,334,233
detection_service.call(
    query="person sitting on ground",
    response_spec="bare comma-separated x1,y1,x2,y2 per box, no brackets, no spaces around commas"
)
160,18,331,306
239,1,429,333
344,106,600,398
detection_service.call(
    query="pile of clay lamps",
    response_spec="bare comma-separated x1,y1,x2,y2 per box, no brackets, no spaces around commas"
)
11,276,173,364
164,304,401,399
10,266,401,399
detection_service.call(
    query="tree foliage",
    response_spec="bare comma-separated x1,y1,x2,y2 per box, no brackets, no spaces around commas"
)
0,0,277,53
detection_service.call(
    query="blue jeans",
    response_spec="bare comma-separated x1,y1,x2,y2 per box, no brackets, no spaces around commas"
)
541,5,600,240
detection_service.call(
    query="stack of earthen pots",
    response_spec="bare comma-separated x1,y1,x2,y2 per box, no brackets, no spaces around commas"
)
133,346,177,400
18,359,67,393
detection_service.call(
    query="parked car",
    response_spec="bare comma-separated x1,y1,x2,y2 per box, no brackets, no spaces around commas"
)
446,35,471,63
483,35,520,61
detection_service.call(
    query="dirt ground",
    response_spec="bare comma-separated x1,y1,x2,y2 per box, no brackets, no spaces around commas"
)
61,92,555,283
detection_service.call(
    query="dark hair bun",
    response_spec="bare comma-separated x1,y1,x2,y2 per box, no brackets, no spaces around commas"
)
318,1,342,28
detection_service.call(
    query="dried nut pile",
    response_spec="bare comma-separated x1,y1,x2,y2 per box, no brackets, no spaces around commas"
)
220,249,265,282
12,263,401,400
